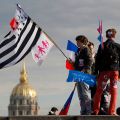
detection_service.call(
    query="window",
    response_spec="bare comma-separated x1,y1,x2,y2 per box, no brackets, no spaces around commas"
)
13,100,16,105
27,100,29,105
19,99,22,105
27,111,30,115
19,111,23,115
12,111,15,116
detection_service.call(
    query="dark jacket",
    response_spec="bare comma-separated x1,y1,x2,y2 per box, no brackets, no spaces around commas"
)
95,39,120,74
74,46,92,72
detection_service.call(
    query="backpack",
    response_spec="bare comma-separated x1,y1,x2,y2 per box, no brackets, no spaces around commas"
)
101,40,119,66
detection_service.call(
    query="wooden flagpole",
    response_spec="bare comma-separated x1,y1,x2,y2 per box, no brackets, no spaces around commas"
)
43,31,69,59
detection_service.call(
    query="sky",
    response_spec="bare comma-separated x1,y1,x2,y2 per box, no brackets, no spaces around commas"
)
0,0,120,116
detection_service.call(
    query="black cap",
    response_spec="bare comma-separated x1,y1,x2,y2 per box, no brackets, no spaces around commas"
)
51,107,58,112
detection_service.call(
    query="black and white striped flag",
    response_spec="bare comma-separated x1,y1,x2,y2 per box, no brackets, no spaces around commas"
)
0,4,41,69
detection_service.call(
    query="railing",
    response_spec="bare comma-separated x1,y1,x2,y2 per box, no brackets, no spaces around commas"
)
0,115,120,120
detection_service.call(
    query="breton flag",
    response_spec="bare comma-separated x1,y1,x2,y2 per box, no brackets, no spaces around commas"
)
0,4,41,69
59,84,76,115
31,31,54,65
66,40,78,70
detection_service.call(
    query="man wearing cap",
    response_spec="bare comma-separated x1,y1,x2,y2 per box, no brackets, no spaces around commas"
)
93,28,120,115
48,107,58,115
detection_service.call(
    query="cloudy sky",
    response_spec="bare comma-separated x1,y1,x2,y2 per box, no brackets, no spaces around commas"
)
0,0,120,116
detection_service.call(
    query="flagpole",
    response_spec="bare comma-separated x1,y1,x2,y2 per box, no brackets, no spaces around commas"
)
28,15,68,59
29,17,68,57
74,83,77,90
43,31,69,60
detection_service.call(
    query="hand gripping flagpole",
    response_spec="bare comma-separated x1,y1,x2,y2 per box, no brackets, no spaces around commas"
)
43,31,69,60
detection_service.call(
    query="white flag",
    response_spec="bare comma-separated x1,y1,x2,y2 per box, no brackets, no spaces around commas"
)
31,31,54,65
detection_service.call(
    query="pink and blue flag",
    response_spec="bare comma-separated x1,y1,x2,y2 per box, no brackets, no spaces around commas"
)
97,19,104,48
59,85,76,115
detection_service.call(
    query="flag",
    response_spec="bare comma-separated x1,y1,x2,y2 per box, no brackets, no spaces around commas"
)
59,85,76,115
31,31,54,65
97,19,104,48
67,70,96,87
66,59,74,70
66,40,78,70
0,4,41,69
67,40,78,52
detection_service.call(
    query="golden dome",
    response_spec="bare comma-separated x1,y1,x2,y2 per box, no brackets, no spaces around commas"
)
11,63,37,98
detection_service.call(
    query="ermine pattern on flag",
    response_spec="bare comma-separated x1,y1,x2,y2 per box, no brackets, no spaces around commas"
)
0,4,41,69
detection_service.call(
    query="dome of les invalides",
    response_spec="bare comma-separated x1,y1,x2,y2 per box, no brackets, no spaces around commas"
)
8,63,39,116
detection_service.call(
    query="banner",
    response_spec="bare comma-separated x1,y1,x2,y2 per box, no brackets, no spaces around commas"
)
67,70,96,87
31,31,54,65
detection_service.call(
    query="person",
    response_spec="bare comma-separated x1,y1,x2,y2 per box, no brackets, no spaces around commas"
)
98,83,110,115
93,28,120,115
88,42,111,115
88,41,95,60
48,107,58,115
74,35,93,115
116,107,120,115
88,41,97,112
87,41,96,77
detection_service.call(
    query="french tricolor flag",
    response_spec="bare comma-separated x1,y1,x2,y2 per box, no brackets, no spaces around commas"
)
59,84,76,115
66,40,78,70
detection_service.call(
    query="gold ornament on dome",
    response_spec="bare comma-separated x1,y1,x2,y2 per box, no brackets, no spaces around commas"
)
20,62,28,84
11,62,37,98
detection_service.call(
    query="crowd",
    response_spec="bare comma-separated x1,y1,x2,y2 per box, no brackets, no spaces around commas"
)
48,28,120,116
68,28,120,116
